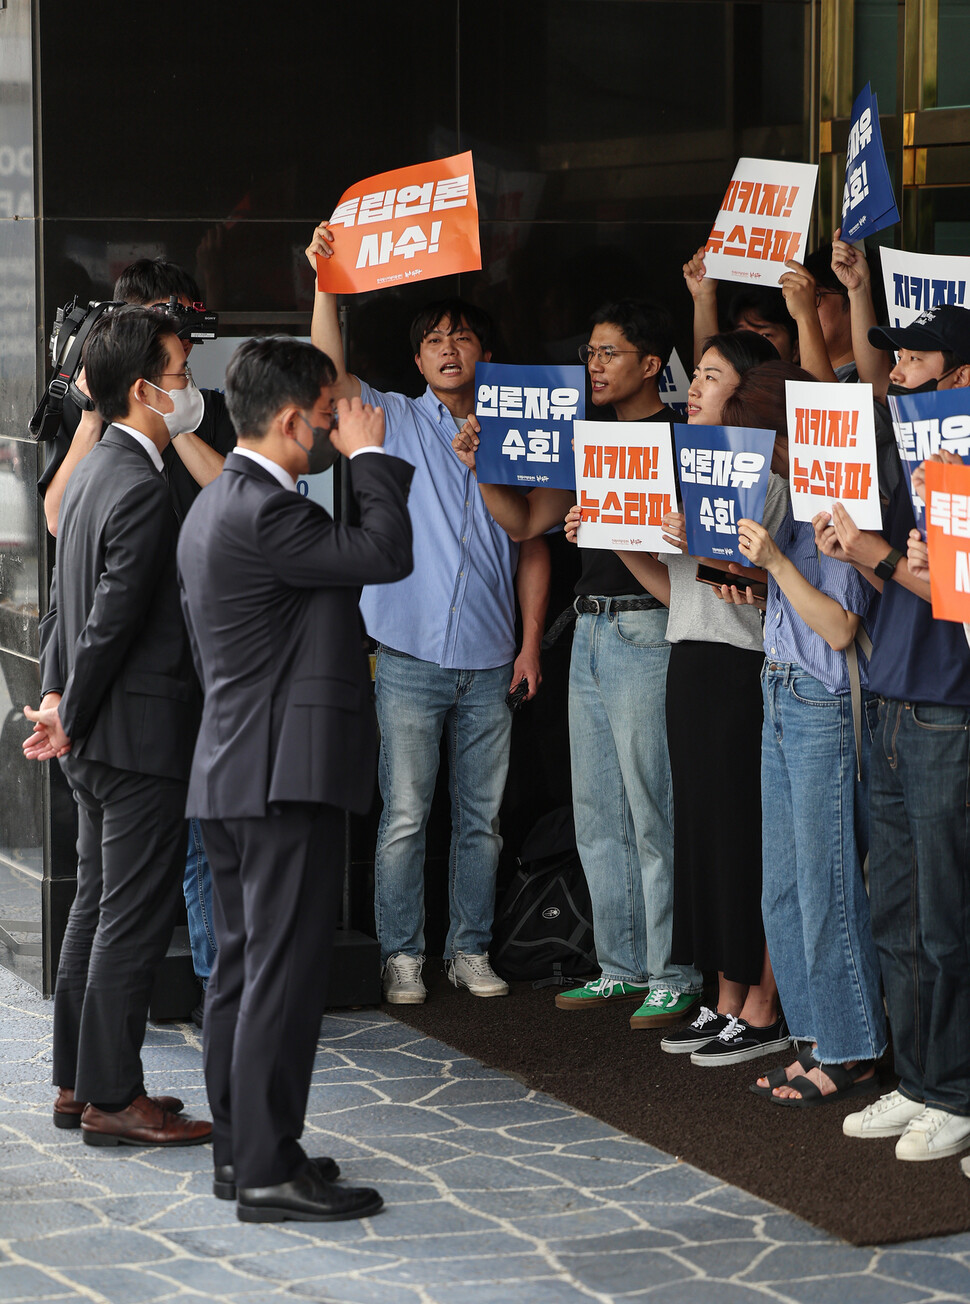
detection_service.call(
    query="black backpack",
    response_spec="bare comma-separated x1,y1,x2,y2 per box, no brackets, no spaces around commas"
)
492,807,598,987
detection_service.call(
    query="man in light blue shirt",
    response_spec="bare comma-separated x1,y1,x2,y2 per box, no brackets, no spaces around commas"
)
307,222,549,1004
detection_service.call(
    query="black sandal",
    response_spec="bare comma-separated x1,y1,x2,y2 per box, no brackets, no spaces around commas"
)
749,1045,818,1098
770,1059,879,1108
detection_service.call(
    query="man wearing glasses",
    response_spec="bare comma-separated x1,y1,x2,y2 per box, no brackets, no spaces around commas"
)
454,301,702,1030
23,307,211,1147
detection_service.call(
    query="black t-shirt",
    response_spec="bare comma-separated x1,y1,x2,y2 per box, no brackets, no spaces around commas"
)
868,478,970,705
38,388,236,525
574,405,675,603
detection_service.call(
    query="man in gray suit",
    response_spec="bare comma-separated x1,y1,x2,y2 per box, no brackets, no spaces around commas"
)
177,336,413,1222
24,306,212,1147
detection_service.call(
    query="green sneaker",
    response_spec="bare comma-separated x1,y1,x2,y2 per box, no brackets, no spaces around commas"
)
630,989,701,1029
555,977,650,1009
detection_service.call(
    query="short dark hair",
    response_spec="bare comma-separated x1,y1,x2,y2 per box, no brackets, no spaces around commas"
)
943,349,970,372
720,359,818,436
803,245,849,300
727,285,798,347
700,329,780,377
82,305,178,423
589,299,674,368
408,298,494,355
225,337,337,439
114,258,202,306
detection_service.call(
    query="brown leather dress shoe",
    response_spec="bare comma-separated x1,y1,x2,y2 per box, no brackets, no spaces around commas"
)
53,1087,185,1130
81,1095,212,1148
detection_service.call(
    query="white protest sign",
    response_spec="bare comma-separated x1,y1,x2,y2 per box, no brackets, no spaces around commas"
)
704,158,819,285
880,247,970,328
786,380,881,528
573,420,679,552
656,347,691,417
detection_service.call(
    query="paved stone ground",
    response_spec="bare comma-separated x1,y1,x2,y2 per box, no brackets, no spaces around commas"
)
3,967,970,1303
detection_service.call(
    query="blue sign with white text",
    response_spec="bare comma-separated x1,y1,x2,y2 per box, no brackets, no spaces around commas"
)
841,83,899,243
675,424,776,566
888,388,970,533
473,362,584,490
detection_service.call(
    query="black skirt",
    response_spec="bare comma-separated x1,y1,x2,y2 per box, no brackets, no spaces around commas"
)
666,640,766,985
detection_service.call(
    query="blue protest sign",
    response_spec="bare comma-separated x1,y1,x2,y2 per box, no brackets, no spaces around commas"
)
473,362,584,490
841,83,899,243
674,423,776,567
888,388,970,533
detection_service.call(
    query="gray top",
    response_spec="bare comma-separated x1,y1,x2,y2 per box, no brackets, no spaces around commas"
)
662,473,790,650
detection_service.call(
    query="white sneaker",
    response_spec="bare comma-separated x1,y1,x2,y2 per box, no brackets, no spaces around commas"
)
895,1107,970,1161
843,1089,925,1139
382,953,426,1005
446,952,509,998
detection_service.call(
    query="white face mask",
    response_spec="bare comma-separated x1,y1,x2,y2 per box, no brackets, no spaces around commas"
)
141,377,205,437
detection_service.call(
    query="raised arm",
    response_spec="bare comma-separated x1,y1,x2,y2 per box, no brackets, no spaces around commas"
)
684,246,719,366
831,230,891,398
779,260,838,383
306,221,361,400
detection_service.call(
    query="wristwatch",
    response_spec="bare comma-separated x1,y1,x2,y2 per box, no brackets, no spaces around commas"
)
874,547,903,581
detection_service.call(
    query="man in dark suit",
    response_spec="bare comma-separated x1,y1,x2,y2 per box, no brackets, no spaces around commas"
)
23,306,212,1147
177,336,413,1222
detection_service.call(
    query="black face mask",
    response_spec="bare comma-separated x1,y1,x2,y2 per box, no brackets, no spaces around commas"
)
887,377,939,397
294,412,339,475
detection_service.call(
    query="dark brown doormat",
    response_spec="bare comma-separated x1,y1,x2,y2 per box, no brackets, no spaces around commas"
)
389,968,970,1246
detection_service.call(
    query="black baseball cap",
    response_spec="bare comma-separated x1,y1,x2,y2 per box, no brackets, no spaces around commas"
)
868,304,970,361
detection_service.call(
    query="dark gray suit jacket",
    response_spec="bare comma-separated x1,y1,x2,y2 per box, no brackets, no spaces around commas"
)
39,425,201,780
176,449,413,819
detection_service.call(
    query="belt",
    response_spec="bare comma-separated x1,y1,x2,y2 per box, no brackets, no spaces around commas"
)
542,595,662,648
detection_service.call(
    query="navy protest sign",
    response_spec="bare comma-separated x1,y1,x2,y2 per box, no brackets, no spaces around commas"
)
675,424,775,567
473,362,584,490
888,387,970,533
841,83,899,244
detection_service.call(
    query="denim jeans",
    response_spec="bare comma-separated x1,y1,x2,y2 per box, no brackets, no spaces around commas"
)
569,602,701,993
869,698,970,1114
373,647,513,962
761,663,886,1064
183,817,217,985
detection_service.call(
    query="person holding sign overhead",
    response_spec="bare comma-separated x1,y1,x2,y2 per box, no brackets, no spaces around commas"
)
454,300,704,1030
306,221,550,1008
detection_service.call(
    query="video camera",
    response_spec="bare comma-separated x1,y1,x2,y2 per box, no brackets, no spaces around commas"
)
29,294,219,442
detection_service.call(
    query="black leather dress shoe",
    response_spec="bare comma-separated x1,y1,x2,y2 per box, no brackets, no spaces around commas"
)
236,1166,382,1223
213,1155,340,1199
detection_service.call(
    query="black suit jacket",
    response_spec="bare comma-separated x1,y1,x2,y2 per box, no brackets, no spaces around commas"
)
176,450,413,819
39,425,201,780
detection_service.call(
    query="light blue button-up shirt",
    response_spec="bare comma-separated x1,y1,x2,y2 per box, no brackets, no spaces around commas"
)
358,381,519,670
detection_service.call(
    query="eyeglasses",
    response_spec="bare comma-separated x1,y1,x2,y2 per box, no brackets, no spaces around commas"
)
814,288,847,307
578,345,642,365
157,366,193,383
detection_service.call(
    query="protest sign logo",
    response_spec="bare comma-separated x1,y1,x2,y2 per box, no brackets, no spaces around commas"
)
889,388,970,531
674,424,775,566
880,247,970,328
840,83,899,243
703,157,818,285
573,420,679,552
786,380,882,528
473,362,584,490
656,347,691,417
316,152,481,295
925,460,970,622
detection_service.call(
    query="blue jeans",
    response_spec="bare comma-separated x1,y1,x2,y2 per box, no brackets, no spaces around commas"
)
183,817,217,985
761,663,886,1064
869,698,970,1114
569,602,701,993
373,647,513,962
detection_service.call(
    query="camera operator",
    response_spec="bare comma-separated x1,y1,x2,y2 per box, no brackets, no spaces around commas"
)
40,258,234,535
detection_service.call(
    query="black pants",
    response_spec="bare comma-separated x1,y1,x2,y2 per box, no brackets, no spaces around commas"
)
53,755,187,1103
201,804,343,1188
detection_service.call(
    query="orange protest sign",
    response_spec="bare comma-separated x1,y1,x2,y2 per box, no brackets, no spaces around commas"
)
925,461,970,622
316,152,481,295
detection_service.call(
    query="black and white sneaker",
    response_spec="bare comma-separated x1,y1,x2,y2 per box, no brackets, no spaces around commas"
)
689,1013,791,1066
660,1005,733,1055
